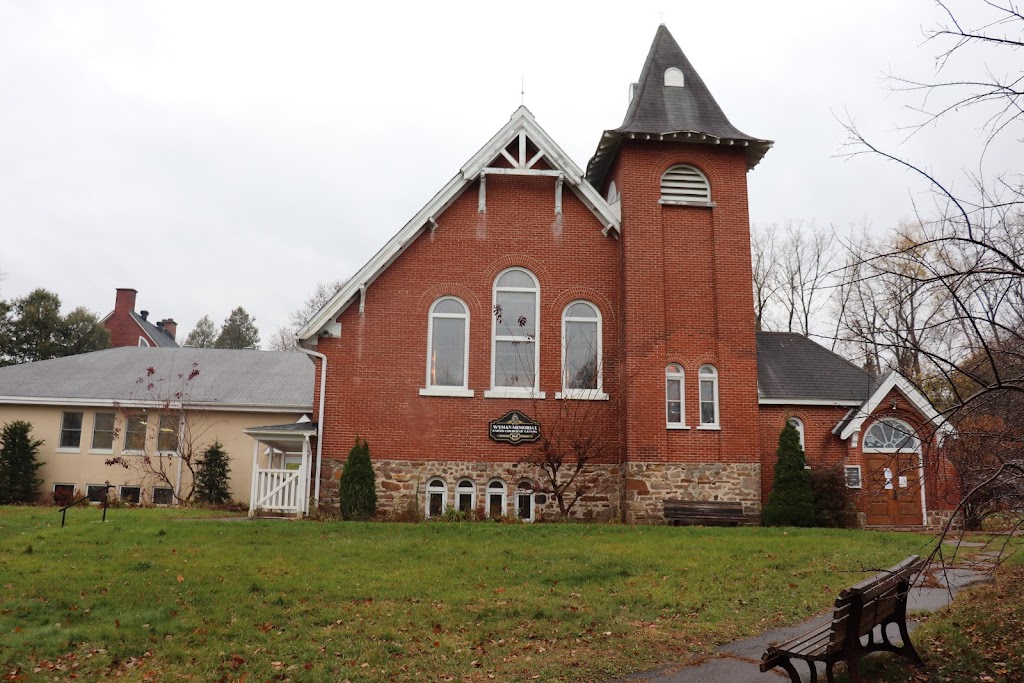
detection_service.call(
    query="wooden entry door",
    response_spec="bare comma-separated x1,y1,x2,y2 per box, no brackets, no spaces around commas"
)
864,454,923,526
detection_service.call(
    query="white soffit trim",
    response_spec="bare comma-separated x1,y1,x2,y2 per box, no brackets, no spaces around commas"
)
297,106,620,342
0,396,312,413
758,398,864,406
838,372,950,440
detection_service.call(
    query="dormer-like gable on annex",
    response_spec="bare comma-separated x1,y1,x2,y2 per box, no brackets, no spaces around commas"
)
298,107,619,344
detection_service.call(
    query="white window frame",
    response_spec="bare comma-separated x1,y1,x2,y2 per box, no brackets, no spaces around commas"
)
659,164,713,206
57,411,84,452
152,487,174,506
52,482,76,499
788,417,805,451
138,336,150,347
557,300,607,400
123,413,148,453
425,477,447,518
86,483,109,505
119,485,142,504
90,411,117,453
666,364,687,429
485,479,507,518
664,67,685,87
420,296,473,398
157,414,182,453
862,418,921,453
844,465,863,489
486,268,544,399
456,479,476,514
697,365,720,429
515,481,535,523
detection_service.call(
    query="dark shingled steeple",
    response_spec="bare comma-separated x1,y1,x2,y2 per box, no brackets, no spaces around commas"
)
587,25,772,186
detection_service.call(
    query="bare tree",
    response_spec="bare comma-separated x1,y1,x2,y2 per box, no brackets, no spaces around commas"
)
105,363,222,504
841,0,1024,554
751,220,838,336
270,279,347,351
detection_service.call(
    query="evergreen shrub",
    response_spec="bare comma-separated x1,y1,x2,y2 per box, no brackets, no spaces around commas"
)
339,437,377,520
0,421,45,504
763,421,816,527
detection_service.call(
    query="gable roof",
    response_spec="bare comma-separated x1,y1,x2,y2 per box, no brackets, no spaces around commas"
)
587,25,773,187
297,106,619,343
0,347,313,411
130,312,180,348
756,331,873,404
837,371,951,439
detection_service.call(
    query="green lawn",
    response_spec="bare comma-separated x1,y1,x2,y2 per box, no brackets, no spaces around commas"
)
0,507,932,682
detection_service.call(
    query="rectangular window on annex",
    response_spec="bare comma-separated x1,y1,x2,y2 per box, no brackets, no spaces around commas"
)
158,415,181,452
59,412,84,450
124,413,148,451
91,412,116,451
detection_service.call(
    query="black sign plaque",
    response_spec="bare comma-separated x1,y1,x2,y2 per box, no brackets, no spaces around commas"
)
488,411,541,445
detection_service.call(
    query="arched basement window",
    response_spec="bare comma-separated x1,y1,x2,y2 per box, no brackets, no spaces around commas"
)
426,478,447,518
515,481,535,522
486,480,507,518
456,479,476,513
660,165,711,205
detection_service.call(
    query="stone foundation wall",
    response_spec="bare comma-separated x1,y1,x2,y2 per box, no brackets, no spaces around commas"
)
320,459,622,522
623,462,762,524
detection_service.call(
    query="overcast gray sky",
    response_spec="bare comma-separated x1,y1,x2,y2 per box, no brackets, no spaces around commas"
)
0,1,1013,344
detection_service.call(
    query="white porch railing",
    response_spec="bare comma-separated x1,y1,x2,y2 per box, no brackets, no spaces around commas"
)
251,468,305,514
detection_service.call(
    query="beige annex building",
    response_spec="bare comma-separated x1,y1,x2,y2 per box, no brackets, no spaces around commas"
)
0,347,313,506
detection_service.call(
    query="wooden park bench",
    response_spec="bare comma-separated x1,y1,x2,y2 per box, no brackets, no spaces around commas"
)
663,500,748,526
760,555,927,683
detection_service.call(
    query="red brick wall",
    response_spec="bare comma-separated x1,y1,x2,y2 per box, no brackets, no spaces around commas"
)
314,174,623,468
612,141,760,466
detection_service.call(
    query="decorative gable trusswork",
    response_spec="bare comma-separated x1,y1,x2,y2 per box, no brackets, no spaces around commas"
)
298,107,620,344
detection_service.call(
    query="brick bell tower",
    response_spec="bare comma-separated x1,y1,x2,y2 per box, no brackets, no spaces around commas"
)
586,25,773,523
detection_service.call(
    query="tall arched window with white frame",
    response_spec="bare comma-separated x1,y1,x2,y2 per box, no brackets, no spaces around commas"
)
423,296,471,396
698,365,719,428
486,480,507,518
490,268,540,396
560,301,603,399
666,364,686,428
788,417,805,451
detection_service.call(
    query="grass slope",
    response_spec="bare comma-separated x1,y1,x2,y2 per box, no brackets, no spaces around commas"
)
0,508,930,682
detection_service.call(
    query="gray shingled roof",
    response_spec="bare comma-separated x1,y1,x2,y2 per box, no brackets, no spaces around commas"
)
0,347,313,409
756,332,874,402
587,25,773,186
130,312,180,348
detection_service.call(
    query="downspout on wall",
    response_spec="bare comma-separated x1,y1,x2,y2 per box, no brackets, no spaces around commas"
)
298,344,328,508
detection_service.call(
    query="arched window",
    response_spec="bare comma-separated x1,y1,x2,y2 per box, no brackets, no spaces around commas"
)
426,478,447,518
698,365,719,428
863,418,921,452
666,364,686,428
660,165,711,205
515,481,535,522
456,479,476,513
561,301,603,398
788,417,805,451
490,268,540,396
664,67,685,87
423,296,470,395
486,480,507,518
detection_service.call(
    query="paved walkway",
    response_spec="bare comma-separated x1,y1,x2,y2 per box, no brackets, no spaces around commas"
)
608,544,999,683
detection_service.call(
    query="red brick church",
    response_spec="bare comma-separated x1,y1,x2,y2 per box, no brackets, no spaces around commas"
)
284,26,956,526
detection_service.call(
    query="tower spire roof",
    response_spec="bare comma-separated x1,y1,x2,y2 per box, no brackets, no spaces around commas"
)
586,25,772,185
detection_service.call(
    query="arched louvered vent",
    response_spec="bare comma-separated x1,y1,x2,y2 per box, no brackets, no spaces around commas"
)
660,165,711,205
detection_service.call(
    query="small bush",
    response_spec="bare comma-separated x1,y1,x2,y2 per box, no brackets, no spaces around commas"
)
809,465,858,528
0,421,45,504
763,422,816,527
339,437,377,521
437,507,475,523
195,441,232,505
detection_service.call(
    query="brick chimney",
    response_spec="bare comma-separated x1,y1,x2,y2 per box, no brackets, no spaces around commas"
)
115,288,138,314
159,318,178,340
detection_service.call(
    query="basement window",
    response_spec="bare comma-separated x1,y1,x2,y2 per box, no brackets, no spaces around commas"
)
660,165,712,206
426,478,447,518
